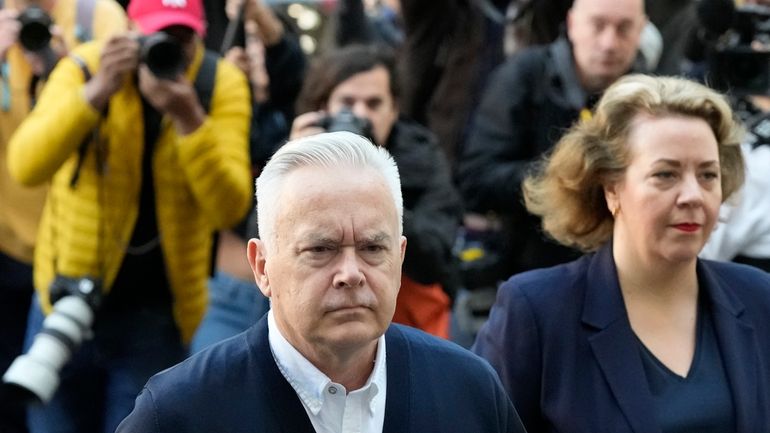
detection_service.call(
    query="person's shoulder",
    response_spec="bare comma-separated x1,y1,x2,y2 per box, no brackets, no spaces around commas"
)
388,324,495,374
145,331,254,397
392,119,437,148
389,120,445,166
492,43,550,79
702,259,770,298
499,254,592,303
93,0,128,24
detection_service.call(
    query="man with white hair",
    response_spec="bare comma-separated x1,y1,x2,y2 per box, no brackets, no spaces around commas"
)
117,132,525,433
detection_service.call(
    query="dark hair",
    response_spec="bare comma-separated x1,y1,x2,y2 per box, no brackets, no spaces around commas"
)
295,44,399,114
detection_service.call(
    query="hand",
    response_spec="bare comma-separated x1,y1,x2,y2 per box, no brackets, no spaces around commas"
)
225,46,249,74
289,111,327,140
225,0,260,22
226,0,283,46
244,27,269,103
138,64,205,135
0,9,20,60
83,33,139,111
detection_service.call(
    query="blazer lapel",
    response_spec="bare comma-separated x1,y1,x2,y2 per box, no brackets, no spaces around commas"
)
251,320,316,433
583,245,660,433
698,262,758,433
383,326,411,433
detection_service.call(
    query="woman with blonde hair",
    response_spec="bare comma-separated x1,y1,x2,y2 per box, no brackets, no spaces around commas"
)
473,74,770,432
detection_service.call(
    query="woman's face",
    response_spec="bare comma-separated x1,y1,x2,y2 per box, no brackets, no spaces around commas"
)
606,114,723,266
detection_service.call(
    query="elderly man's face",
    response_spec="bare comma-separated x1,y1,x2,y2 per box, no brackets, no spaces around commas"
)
250,165,406,357
567,0,646,92
326,66,398,147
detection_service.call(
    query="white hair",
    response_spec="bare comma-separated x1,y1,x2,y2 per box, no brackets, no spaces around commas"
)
256,132,403,249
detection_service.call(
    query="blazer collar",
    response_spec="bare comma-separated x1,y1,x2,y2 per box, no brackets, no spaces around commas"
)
582,242,627,329
697,262,757,433
581,243,659,433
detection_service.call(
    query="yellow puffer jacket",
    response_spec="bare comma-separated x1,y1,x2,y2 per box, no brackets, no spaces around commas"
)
7,40,253,343
0,0,127,264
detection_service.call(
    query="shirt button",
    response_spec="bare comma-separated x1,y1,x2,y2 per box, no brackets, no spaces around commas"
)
328,386,337,395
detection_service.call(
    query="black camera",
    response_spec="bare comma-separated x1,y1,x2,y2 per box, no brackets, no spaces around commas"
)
703,3,770,96
318,107,375,142
3,275,102,404
139,32,185,80
17,6,53,52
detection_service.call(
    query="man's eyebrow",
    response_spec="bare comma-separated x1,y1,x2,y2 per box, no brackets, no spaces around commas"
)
299,233,338,245
359,233,392,244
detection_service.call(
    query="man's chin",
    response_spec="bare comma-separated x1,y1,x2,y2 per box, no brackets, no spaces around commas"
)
321,321,385,349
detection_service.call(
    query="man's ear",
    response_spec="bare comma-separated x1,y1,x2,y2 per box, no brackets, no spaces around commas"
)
247,238,271,297
399,236,407,265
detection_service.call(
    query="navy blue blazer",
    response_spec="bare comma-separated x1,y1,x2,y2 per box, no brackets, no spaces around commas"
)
117,319,525,432
473,243,770,433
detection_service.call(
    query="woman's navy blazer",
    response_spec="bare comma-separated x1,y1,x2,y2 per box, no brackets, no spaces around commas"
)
473,243,770,433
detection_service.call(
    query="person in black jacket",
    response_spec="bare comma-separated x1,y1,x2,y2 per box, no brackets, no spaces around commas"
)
290,44,462,338
458,0,648,278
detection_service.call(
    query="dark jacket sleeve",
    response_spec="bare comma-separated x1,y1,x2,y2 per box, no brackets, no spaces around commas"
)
115,387,161,433
457,51,544,213
264,34,306,117
249,34,307,168
473,278,545,432
394,122,463,287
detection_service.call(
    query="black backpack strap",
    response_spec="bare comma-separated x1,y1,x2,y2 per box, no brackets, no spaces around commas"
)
193,50,219,113
69,54,98,187
192,50,220,276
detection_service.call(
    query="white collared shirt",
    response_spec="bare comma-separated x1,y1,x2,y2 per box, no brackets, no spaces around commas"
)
267,311,387,433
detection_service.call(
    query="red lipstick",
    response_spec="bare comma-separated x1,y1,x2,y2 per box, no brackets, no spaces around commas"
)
673,223,700,232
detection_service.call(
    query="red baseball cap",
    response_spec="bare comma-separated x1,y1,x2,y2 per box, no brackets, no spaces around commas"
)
128,0,206,37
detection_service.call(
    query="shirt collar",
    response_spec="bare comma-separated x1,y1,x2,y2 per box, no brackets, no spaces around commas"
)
267,310,386,415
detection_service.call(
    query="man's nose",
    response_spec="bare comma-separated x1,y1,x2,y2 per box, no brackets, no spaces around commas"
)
598,26,621,51
351,102,370,119
333,248,365,289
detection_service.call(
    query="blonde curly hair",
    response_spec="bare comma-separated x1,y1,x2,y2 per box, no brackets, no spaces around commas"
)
523,74,745,252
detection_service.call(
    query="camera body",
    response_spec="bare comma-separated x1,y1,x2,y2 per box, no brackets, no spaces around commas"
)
707,4,770,96
2,275,102,405
17,6,53,52
139,32,185,80
317,107,375,142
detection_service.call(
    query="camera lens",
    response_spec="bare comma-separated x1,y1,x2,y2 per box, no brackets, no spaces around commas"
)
321,108,375,142
139,33,185,80
17,6,53,52
2,294,95,404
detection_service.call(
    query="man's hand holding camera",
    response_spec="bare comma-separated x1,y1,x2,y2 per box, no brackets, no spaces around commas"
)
289,111,328,140
84,32,204,134
84,34,139,111
138,64,205,135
